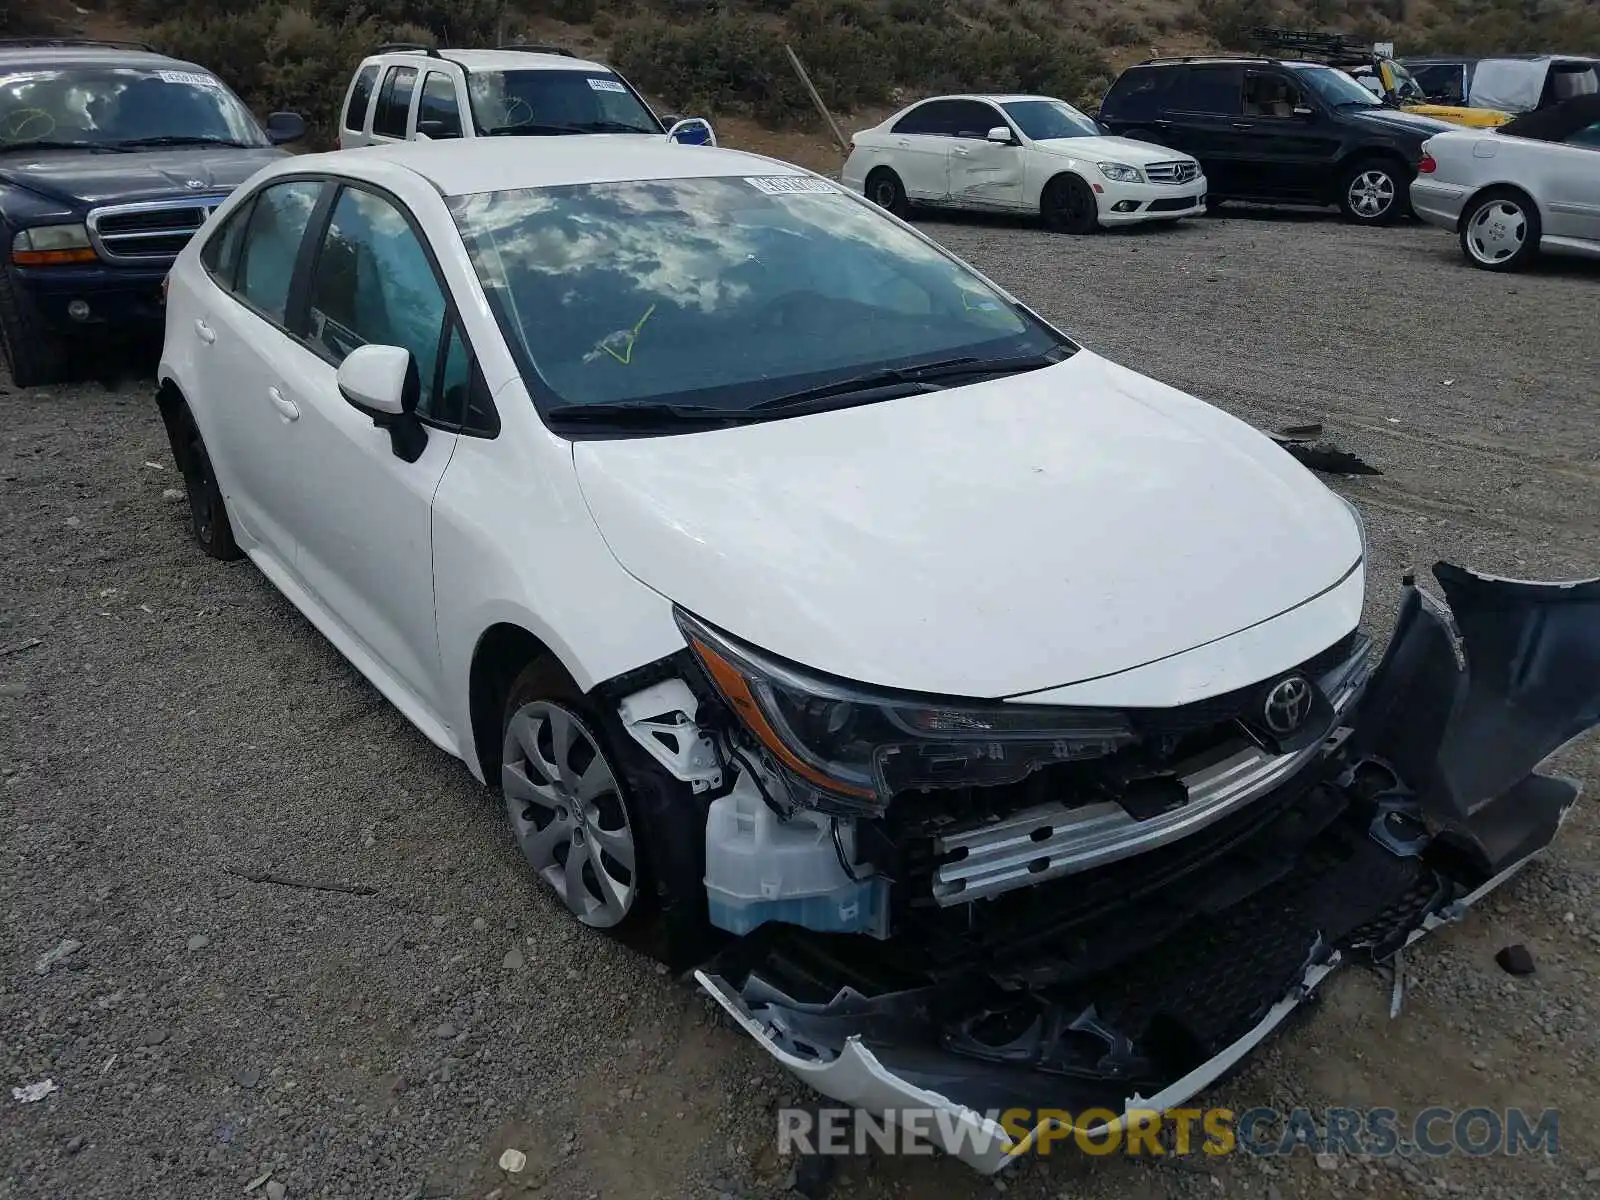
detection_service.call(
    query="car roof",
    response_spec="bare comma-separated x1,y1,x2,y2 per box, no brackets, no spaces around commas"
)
907,94,1064,104
298,138,806,197
0,46,192,70
373,47,611,73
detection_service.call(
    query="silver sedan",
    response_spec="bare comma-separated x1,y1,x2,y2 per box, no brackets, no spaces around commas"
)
1411,94,1600,270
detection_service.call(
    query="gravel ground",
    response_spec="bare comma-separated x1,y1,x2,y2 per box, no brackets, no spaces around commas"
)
3,210,1598,1200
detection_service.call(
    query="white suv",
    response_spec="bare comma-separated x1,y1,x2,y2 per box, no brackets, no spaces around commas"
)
337,42,714,149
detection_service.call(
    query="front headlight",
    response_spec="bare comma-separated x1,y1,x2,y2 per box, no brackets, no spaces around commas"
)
12,223,97,265
1097,162,1144,183
676,609,1135,814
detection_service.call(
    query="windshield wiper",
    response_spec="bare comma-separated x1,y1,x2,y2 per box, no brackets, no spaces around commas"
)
0,139,125,153
570,120,658,134
748,351,1066,414
482,123,585,137
110,135,253,148
544,401,737,424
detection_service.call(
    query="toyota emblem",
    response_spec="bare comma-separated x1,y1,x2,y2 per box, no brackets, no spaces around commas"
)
1263,676,1313,735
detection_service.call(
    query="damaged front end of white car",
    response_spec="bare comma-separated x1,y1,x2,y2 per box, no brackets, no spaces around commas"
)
598,562,1599,1173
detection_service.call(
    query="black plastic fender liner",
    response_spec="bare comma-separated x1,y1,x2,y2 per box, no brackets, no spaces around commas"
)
1348,563,1600,875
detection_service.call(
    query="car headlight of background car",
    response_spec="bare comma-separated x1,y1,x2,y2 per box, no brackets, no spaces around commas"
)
12,224,98,267
1097,162,1145,184
676,608,1135,815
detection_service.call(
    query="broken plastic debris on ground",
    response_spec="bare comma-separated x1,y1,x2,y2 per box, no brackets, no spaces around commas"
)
12,1079,58,1103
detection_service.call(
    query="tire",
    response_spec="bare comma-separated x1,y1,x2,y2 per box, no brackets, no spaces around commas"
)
1337,157,1406,225
499,658,712,964
1458,187,1540,272
174,407,242,560
1204,195,1226,214
863,167,908,218
1041,173,1100,234
0,267,68,388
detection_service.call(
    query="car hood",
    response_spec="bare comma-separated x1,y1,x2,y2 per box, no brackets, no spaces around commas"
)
1031,134,1194,166
1346,106,1459,138
0,145,287,209
572,350,1362,698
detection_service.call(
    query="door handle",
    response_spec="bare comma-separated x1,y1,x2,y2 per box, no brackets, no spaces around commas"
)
895,139,910,148
1231,121,1255,129
267,387,299,422
953,147,970,156
193,318,216,344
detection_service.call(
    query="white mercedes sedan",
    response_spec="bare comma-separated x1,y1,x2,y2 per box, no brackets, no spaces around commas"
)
1412,93,1600,269
841,93,1206,232
157,139,1597,1174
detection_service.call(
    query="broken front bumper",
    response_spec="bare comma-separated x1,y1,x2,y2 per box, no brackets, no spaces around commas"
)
696,564,1600,1173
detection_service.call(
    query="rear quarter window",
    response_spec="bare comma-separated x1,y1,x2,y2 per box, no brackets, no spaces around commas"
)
1103,68,1170,119
344,65,379,132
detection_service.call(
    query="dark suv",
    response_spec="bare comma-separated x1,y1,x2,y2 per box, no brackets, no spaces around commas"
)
0,39,304,386
1099,56,1457,224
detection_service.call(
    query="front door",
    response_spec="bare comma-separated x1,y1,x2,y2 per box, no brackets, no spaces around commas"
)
945,101,1026,209
1235,70,1343,201
277,182,461,717
188,177,326,571
1540,128,1600,244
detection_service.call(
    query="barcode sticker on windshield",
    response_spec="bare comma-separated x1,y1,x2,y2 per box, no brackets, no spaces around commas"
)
743,176,837,196
587,78,628,93
158,70,221,88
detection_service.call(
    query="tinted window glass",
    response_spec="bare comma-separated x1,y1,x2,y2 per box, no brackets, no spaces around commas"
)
1412,64,1463,103
306,187,449,419
892,100,963,135
1243,71,1304,117
234,180,322,324
1102,68,1170,119
344,65,378,132
465,69,658,135
373,66,416,138
1172,65,1244,115
450,177,1067,415
418,71,462,138
946,100,1003,138
1571,120,1600,148
200,201,252,286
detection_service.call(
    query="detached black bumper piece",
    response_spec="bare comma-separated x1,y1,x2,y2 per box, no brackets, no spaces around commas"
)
697,563,1600,1173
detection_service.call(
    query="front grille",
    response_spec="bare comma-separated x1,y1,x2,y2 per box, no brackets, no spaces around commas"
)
1145,160,1200,184
86,196,229,264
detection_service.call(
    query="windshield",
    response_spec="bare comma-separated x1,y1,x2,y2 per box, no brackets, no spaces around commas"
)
0,66,265,150
1294,65,1382,107
465,69,662,136
450,176,1069,423
1001,99,1100,140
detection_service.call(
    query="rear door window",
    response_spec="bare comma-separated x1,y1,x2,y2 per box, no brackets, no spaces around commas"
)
892,99,966,136
233,180,323,325
372,65,417,139
1103,68,1170,119
344,65,379,132
1171,65,1245,115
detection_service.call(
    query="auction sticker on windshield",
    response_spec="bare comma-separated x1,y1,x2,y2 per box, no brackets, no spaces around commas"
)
587,78,628,93
744,176,837,196
158,71,221,88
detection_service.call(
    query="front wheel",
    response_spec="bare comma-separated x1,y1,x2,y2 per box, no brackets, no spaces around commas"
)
1041,173,1099,234
1459,188,1540,271
1338,159,1405,225
0,268,68,387
864,167,908,218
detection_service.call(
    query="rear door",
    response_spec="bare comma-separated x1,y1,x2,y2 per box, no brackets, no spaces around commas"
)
1160,65,1248,194
884,100,962,201
338,63,380,149
370,64,419,144
186,177,327,572
944,100,1027,210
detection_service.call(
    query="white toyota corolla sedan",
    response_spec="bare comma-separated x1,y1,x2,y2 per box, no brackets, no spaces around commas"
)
841,93,1206,232
157,139,1597,1172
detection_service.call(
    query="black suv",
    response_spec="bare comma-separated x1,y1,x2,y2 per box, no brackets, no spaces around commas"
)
1099,56,1457,224
0,39,304,385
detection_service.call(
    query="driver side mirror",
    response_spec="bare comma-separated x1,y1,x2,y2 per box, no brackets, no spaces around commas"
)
336,344,428,462
986,125,1016,144
264,111,306,145
666,117,716,145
